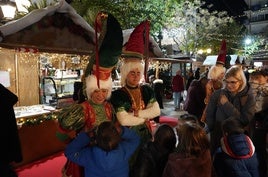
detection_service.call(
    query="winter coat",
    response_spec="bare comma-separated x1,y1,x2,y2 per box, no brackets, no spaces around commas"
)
64,127,140,177
205,84,255,154
163,150,212,177
0,84,22,164
130,141,172,177
213,134,259,177
172,74,184,92
184,79,207,119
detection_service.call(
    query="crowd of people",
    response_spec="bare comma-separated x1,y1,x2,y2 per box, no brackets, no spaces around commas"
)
58,12,268,177
3,12,268,177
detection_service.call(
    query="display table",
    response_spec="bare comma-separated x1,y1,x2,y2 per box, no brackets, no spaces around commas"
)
13,105,66,168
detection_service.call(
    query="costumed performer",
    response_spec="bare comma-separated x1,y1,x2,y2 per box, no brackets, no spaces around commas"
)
56,12,123,177
110,20,161,170
200,39,227,123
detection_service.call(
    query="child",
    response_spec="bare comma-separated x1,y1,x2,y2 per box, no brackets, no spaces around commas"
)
130,124,176,177
163,117,212,177
213,117,259,177
64,121,140,177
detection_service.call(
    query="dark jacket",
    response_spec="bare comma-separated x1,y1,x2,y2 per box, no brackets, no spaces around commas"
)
163,150,212,177
213,134,259,177
0,84,22,163
130,141,171,177
184,79,207,119
172,74,184,92
206,84,255,154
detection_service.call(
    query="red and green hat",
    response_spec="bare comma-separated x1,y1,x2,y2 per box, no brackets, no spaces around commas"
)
216,39,227,66
122,20,150,59
84,12,123,86
84,12,122,99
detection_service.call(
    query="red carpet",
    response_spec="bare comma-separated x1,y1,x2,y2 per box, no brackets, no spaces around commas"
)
16,151,66,177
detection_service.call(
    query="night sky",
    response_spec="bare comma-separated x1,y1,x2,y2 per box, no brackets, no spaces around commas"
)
202,0,249,23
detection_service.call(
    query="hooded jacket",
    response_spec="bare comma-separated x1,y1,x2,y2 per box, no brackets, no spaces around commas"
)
213,134,259,177
64,126,140,177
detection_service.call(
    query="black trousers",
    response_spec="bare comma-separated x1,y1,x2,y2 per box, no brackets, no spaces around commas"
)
252,126,268,177
0,163,18,177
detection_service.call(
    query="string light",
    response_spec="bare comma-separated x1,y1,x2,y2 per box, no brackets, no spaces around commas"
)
17,112,59,127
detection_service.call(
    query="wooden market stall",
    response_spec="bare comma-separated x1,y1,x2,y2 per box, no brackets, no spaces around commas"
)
0,1,96,167
0,0,164,167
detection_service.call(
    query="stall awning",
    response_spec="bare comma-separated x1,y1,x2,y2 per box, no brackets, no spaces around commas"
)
203,55,240,66
150,57,193,63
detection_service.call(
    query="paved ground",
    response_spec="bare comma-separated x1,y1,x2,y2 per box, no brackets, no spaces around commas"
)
160,98,188,118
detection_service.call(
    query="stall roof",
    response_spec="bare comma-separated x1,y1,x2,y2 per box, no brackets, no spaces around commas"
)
0,0,163,57
203,55,239,66
150,57,193,63
0,0,96,54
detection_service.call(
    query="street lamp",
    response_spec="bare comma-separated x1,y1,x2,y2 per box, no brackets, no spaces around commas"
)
244,37,252,57
0,0,17,20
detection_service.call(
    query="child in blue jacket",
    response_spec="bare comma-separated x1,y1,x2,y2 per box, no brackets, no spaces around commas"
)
65,121,140,177
213,117,259,177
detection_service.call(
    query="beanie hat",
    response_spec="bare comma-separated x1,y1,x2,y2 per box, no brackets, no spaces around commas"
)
235,56,241,65
216,39,227,65
84,12,123,98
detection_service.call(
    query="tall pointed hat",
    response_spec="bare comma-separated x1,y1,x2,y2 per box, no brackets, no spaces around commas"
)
235,56,241,65
216,39,227,65
122,20,150,60
84,12,123,98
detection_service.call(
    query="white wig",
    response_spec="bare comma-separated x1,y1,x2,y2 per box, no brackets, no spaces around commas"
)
85,75,112,100
120,60,144,86
207,65,226,80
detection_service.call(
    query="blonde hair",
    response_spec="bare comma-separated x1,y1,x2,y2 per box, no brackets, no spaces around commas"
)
224,65,247,92
120,60,144,86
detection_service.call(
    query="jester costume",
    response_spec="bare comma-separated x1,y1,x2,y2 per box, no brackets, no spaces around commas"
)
57,12,123,177
200,40,226,123
111,84,158,144
110,20,161,171
57,101,114,177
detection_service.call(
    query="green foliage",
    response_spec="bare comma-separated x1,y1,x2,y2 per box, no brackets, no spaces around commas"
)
70,0,176,35
13,0,264,59
165,0,247,56
15,0,58,19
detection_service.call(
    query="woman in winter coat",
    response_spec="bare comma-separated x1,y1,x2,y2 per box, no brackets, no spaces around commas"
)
184,76,208,120
213,117,259,177
205,65,255,155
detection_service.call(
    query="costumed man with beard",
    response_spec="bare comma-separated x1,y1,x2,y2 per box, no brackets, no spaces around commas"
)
56,12,123,177
110,20,161,170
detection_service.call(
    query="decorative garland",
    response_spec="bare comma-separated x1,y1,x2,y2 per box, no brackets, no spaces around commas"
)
17,112,59,126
